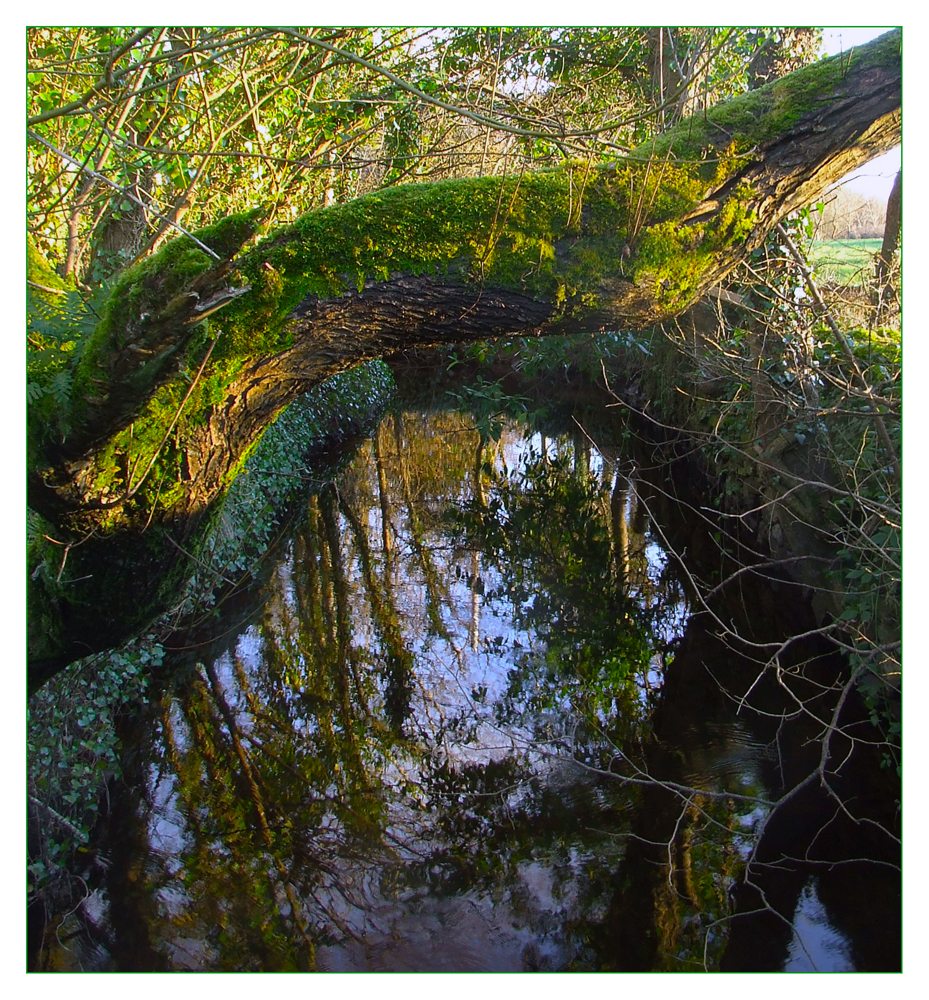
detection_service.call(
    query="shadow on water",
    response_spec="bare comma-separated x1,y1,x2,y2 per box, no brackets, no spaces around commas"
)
28,363,900,972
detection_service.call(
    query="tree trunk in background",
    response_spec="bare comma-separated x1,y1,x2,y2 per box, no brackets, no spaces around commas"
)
86,168,155,282
646,28,681,127
874,168,902,313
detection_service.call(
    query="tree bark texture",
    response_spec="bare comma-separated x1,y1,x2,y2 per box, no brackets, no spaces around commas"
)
874,168,902,309
27,30,902,683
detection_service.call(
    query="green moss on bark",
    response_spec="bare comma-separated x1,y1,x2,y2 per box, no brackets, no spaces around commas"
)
218,171,577,346
214,154,723,344
47,153,754,530
36,28,901,537
69,211,265,411
644,29,901,168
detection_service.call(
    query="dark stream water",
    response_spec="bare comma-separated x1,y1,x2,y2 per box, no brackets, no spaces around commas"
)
29,375,901,972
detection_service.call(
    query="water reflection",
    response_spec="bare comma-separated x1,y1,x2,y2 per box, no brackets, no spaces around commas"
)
783,878,855,973
34,402,899,972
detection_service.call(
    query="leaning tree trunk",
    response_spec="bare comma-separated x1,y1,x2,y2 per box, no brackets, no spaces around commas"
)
874,168,902,313
27,29,901,686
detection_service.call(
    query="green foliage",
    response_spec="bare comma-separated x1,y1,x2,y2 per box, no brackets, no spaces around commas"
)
27,268,102,441
445,375,530,442
577,204,901,734
28,636,163,889
28,28,445,277
26,27,868,534
183,360,395,612
820,321,901,700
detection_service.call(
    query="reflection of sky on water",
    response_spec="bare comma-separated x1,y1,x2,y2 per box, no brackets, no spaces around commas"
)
79,407,868,971
784,878,855,972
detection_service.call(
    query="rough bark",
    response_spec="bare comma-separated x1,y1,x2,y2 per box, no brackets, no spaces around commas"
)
27,29,902,684
874,168,902,310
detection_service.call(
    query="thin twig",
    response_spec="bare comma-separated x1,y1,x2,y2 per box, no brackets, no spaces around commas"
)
775,223,899,480
27,130,221,260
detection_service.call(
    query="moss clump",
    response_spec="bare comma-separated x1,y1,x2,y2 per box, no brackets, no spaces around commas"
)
68,243,212,422
215,259,288,358
217,169,586,345
215,154,735,344
98,243,212,337
643,30,900,170
193,206,268,260
626,176,757,310
73,210,264,394
67,351,249,531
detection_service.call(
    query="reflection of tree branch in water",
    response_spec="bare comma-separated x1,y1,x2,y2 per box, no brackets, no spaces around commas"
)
318,484,373,744
400,422,756,965
337,487,414,731
469,431,488,652
169,652,394,961
200,657,319,964
157,675,313,967
386,412,483,723
373,423,394,570
295,497,327,649
392,412,453,642
543,449,898,969
166,597,426,959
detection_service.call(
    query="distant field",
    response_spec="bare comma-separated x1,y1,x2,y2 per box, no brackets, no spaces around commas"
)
809,238,885,285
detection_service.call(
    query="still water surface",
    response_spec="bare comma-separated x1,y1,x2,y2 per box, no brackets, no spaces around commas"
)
43,398,900,971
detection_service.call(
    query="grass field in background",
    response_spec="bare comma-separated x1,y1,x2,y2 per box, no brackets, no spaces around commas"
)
810,238,885,285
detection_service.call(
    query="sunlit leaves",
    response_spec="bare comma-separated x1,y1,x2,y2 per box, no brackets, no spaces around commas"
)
27,27,429,275
27,26,821,283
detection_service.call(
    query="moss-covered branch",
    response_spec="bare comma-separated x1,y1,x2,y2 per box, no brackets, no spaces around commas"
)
27,29,901,680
